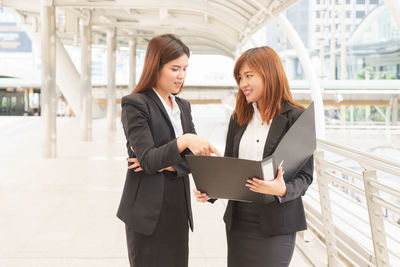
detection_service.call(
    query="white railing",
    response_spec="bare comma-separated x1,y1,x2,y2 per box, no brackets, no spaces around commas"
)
297,139,400,267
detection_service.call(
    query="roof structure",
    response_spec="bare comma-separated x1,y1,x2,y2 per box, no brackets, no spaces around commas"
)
2,0,300,57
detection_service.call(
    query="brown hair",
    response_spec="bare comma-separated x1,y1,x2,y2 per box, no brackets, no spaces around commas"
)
131,34,190,94
233,46,302,126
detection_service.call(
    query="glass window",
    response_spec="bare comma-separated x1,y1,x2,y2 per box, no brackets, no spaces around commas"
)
11,96,17,109
370,0,379,4
346,11,351,18
1,97,7,108
346,0,351,4
356,11,365,18
316,25,320,32
346,24,351,31
316,11,320,18
356,0,365,4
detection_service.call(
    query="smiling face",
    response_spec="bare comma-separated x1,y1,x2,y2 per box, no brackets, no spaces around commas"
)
238,63,265,106
154,54,189,99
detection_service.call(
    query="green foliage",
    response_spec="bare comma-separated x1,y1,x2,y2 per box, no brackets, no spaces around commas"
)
370,106,386,122
345,106,366,121
356,66,398,80
341,105,392,122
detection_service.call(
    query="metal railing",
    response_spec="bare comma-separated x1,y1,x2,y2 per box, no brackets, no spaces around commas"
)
297,139,400,267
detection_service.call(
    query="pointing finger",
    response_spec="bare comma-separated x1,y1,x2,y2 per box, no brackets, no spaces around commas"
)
209,145,221,157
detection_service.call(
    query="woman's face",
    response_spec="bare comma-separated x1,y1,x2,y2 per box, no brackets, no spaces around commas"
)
155,54,189,96
238,63,264,105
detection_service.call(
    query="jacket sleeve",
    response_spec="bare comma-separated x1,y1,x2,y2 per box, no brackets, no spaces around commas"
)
278,155,313,203
122,95,184,174
172,100,197,177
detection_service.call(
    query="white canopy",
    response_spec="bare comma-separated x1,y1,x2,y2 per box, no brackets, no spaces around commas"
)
2,0,300,57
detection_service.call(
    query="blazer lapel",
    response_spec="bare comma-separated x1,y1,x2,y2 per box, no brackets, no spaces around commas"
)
263,114,288,157
144,89,175,136
263,102,292,157
176,99,190,134
232,123,248,158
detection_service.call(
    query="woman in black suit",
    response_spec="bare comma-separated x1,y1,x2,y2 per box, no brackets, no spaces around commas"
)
195,46,314,267
117,34,220,267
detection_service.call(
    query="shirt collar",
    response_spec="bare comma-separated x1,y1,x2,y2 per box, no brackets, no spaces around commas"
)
152,88,179,115
252,102,262,121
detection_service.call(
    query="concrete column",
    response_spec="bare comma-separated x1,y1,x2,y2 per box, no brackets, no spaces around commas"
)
40,0,57,158
339,0,347,80
366,105,371,122
106,29,116,131
80,12,92,141
330,0,336,80
319,3,326,79
340,105,346,124
392,95,398,126
129,38,137,93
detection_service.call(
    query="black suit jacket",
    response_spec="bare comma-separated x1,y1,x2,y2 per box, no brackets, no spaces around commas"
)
223,101,314,236
117,89,195,235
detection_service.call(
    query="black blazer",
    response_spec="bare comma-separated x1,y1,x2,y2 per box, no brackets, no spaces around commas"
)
223,101,314,236
117,89,195,235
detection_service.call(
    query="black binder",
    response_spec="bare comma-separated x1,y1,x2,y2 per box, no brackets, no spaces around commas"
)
186,102,316,203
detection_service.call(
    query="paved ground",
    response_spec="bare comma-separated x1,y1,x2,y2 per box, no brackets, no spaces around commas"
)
0,114,309,267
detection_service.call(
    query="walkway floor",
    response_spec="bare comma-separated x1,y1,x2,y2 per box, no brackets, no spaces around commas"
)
0,115,310,267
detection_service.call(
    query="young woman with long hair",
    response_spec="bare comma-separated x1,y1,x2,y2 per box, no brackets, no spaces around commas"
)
195,46,314,267
117,34,219,267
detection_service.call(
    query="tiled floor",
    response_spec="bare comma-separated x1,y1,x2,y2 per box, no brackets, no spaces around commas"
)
0,115,309,267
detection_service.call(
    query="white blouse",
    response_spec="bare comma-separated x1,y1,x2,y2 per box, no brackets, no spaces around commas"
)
153,88,183,138
238,103,270,161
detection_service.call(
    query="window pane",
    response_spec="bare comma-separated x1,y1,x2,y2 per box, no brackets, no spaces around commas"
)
356,11,365,18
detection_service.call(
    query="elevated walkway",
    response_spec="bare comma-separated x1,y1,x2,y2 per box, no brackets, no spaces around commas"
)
0,111,310,267
1,103,400,266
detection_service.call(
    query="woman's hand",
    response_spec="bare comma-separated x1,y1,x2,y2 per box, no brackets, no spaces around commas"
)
127,157,143,172
177,134,221,156
158,166,176,172
245,167,287,197
127,157,176,173
193,189,210,203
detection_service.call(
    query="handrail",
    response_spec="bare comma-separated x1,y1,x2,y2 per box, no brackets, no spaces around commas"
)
296,139,400,267
369,180,400,199
318,158,364,181
318,139,400,173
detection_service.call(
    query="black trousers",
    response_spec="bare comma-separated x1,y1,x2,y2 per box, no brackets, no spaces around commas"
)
226,202,296,267
125,176,189,267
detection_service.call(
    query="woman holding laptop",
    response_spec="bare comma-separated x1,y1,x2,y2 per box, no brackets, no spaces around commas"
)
194,46,314,267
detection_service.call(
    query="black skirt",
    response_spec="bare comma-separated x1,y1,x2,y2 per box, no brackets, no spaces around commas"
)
226,202,296,267
125,175,189,267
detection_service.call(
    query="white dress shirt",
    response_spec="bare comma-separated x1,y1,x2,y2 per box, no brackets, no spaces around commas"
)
238,104,285,201
153,88,183,138
238,102,270,161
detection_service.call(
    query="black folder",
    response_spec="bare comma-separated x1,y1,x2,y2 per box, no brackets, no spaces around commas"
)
186,102,316,203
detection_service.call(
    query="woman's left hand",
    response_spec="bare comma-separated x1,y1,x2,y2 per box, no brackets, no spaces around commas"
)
127,157,143,172
245,167,287,197
158,166,176,172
